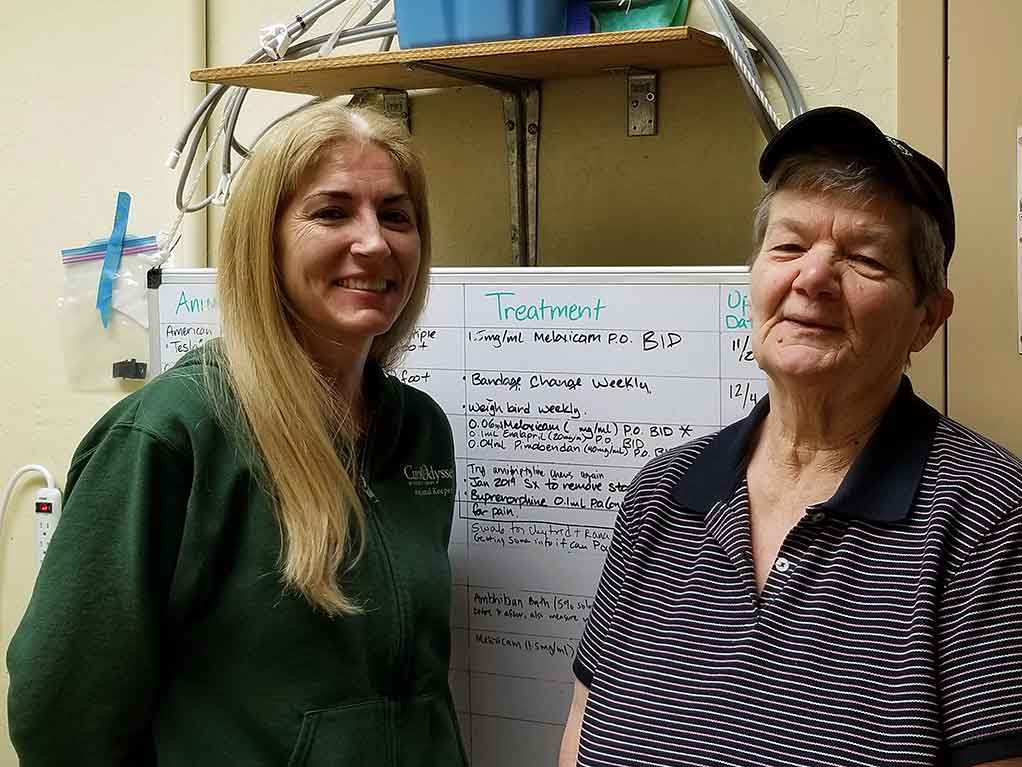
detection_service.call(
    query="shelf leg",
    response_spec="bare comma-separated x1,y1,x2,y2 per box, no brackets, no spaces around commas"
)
405,60,541,266
501,92,526,267
523,84,541,267
502,85,541,267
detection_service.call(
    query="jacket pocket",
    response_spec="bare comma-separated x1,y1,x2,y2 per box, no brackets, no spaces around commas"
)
395,691,467,767
286,698,392,767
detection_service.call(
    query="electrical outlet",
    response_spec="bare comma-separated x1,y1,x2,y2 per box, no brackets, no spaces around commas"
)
35,488,62,568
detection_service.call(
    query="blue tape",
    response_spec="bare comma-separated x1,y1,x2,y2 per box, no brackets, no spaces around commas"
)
96,192,131,328
63,234,155,259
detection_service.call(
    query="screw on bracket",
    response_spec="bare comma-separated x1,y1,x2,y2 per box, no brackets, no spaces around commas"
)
627,72,658,137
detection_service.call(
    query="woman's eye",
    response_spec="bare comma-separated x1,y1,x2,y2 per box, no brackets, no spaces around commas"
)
314,207,346,220
381,210,412,225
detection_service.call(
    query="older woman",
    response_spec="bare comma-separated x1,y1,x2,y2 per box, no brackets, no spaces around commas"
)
8,102,467,766
560,107,1022,767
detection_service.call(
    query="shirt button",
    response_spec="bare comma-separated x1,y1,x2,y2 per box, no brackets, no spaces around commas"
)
774,557,791,573
808,511,826,523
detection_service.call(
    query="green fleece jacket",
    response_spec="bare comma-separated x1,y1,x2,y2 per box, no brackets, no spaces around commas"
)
7,348,467,767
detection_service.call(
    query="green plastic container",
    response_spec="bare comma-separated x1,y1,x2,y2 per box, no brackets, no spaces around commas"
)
592,0,690,32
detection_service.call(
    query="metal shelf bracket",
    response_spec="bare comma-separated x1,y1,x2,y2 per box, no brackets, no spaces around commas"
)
407,60,542,266
349,87,411,130
627,70,658,137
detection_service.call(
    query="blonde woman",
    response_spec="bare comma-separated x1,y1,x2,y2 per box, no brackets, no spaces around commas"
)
8,102,467,767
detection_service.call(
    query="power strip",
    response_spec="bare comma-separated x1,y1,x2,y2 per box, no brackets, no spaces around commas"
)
34,488,62,568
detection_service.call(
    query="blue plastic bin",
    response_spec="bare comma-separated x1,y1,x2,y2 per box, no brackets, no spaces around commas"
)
394,0,568,49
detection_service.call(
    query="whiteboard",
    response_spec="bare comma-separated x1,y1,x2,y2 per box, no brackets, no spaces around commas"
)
147,268,220,375
148,266,766,765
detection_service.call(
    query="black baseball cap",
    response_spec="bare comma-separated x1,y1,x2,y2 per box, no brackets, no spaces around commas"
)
759,106,955,265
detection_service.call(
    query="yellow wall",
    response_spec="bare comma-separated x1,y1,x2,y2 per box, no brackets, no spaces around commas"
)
947,1,1022,455
0,2,207,760
895,0,945,410
0,1,901,762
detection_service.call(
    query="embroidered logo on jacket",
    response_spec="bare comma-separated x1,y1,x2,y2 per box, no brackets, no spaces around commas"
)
403,464,455,496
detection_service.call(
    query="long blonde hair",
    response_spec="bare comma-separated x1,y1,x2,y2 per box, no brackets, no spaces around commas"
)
212,100,431,615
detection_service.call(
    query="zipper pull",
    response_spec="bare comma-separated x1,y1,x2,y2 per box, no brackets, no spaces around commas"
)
360,473,379,504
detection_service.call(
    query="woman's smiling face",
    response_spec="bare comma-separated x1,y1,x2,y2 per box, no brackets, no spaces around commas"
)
275,140,421,369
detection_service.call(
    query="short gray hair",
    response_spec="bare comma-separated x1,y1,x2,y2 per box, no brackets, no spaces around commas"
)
751,151,946,302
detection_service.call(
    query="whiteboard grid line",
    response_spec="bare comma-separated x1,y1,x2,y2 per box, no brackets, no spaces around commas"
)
472,586,595,600
464,628,581,643
718,287,724,426
450,710,569,728
423,370,762,381
458,510,614,531
456,456,656,471
455,413,737,425
458,503,618,516
458,282,475,747
409,325,746,333
460,456,690,469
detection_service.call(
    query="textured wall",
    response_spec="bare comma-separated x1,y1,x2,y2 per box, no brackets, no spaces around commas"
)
690,0,898,128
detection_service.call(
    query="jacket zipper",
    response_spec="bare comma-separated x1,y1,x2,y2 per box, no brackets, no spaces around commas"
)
360,471,380,505
359,428,413,699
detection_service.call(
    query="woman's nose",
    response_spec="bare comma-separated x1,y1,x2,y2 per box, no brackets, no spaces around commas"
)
349,213,391,259
791,246,839,298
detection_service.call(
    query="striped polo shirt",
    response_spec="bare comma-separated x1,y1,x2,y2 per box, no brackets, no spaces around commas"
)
573,377,1022,767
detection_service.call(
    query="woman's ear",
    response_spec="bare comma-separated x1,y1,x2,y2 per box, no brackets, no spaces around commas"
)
911,288,954,353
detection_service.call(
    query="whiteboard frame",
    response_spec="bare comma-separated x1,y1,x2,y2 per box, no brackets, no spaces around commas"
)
147,267,217,375
147,265,752,375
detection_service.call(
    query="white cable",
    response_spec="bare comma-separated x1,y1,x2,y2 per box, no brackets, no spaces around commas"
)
167,5,395,225
166,22,395,230
721,26,783,130
1,465,56,534
726,1,805,117
157,99,237,265
704,0,783,137
319,0,365,56
319,0,391,57
166,0,349,172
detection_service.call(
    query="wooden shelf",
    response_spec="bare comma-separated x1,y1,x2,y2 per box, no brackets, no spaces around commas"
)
190,26,737,267
191,26,731,96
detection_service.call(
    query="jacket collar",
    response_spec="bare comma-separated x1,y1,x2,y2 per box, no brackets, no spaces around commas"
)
670,376,939,522
361,361,404,478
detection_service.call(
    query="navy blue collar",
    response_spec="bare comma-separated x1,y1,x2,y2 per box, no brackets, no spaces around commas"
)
670,376,939,522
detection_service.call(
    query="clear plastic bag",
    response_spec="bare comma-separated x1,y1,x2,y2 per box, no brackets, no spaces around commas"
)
56,236,162,392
